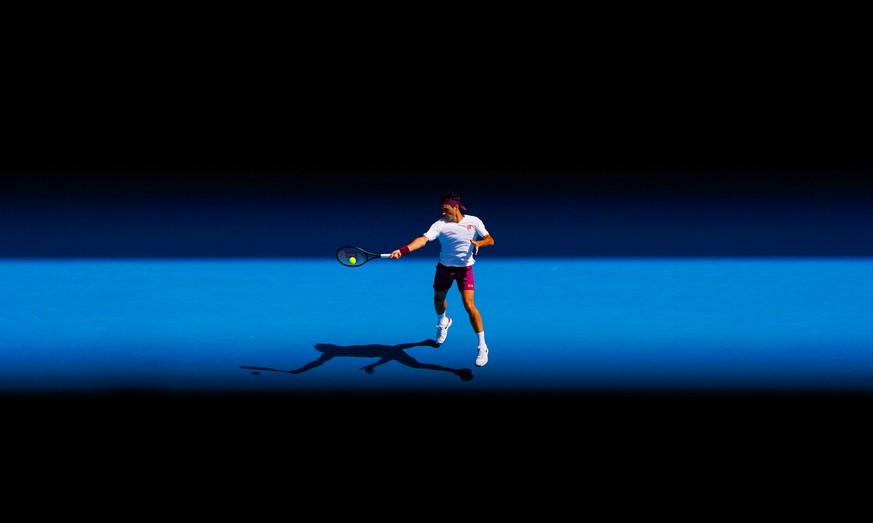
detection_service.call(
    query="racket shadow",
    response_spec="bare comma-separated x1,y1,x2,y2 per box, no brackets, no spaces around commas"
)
240,339,474,382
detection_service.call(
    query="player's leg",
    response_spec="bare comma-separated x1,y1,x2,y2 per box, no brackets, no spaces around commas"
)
433,289,448,315
458,267,488,366
460,289,488,366
460,289,483,333
433,264,453,344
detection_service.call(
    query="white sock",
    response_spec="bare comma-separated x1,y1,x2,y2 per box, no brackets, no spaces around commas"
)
477,331,486,347
437,313,447,325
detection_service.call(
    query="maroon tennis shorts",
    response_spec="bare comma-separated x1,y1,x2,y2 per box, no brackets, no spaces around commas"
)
433,262,475,292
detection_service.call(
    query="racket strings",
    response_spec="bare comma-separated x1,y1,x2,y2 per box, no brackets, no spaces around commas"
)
337,246,367,266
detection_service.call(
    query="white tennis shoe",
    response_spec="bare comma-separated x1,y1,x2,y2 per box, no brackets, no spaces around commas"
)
476,346,489,367
435,317,452,344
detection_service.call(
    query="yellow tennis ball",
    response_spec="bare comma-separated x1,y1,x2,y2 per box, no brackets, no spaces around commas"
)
349,256,357,265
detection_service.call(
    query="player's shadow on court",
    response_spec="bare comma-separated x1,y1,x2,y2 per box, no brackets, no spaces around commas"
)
240,339,474,381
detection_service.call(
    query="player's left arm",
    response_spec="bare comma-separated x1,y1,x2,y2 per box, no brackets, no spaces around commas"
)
471,234,494,255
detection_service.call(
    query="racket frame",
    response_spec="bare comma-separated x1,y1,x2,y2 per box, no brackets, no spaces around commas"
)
336,245,390,267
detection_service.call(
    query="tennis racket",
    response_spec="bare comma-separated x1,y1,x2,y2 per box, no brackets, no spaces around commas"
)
336,245,391,267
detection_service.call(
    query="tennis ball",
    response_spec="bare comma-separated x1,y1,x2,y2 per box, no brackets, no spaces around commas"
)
349,257,357,265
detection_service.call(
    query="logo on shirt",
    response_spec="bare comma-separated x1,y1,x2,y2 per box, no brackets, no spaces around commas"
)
466,225,473,230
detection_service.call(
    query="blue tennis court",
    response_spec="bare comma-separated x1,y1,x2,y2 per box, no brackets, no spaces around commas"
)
3,256,873,400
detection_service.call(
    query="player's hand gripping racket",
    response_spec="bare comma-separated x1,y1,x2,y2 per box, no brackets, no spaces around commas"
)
336,245,391,267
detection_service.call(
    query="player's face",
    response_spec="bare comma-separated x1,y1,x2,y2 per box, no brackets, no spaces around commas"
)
441,204,459,222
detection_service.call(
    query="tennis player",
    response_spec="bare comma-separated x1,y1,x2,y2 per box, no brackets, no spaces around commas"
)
389,192,494,367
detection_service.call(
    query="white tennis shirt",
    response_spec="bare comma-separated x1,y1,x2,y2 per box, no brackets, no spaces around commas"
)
424,215,490,267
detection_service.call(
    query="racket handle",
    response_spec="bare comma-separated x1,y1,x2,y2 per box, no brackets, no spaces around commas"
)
380,254,391,258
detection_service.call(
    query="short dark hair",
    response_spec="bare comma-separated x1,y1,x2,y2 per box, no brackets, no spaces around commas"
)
441,192,461,203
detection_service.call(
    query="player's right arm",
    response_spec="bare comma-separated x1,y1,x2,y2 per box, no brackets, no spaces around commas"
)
390,235,429,259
